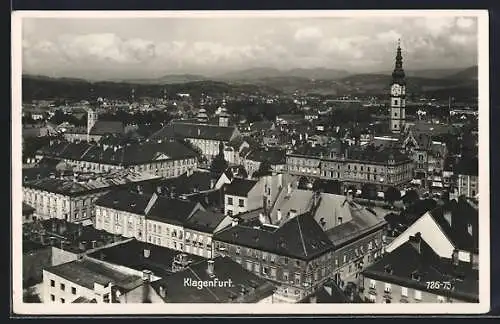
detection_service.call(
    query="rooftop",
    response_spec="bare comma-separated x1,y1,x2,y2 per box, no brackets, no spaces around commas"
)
151,256,276,303
184,209,228,233
86,239,206,278
149,121,237,142
46,258,143,291
89,120,124,136
224,178,258,197
214,212,334,261
362,235,479,302
23,169,161,196
37,140,198,166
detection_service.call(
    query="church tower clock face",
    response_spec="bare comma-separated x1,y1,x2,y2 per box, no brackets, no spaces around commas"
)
391,84,401,96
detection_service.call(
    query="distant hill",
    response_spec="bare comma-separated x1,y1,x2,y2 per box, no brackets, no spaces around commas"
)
216,67,350,81
21,75,281,101
117,74,209,85
445,65,478,81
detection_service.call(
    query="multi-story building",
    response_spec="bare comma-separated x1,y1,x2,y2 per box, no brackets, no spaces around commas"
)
42,258,143,303
456,157,479,198
361,233,478,303
287,145,414,191
148,119,241,164
118,256,276,303
183,209,232,258
35,140,198,178
22,169,161,224
224,178,264,217
241,147,287,178
94,190,204,253
213,190,387,303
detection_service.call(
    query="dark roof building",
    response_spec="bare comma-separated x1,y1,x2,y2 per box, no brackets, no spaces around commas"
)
214,212,334,261
362,233,479,303
86,239,205,278
149,121,239,142
146,256,276,303
224,178,258,197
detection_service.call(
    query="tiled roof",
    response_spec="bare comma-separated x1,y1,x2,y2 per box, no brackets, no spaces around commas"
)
427,199,478,253
147,197,199,225
346,147,411,164
362,236,479,302
224,178,258,197
184,209,228,233
37,140,198,166
86,239,205,278
45,258,142,291
23,169,160,196
149,121,237,142
95,190,151,215
214,212,334,261
89,121,124,135
141,171,213,196
246,148,286,164
249,121,275,133
314,194,386,248
150,256,276,303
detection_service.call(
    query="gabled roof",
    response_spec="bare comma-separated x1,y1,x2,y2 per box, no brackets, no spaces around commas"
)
362,236,479,302
89,121,124,135
184,209,227,233
214,212,334,261
224,178,258,197
149,121,236,142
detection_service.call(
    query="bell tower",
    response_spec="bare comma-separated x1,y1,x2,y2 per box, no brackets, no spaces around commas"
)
390,39,406,134
87,108,98,141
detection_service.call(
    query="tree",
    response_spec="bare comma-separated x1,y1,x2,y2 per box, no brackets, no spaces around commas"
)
209,141,228,180
384,186,401,206
402,189,419,206
253,160,272,178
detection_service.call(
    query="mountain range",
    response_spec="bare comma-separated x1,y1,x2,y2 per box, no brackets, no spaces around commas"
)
22,65,477,100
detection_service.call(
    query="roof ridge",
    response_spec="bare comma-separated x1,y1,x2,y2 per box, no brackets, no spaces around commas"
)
296,216,308,257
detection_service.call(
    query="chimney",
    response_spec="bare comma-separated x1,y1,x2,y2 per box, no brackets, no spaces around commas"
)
78,223,83,237
231,217,239,227
78,241,86,251
444,209,452,227
158,285,167,298
141,270,153,303
91,240,97,249
207,259,215,277
258,213,266,225
156,186,162,195
276,209,282,222
137,185,143,195
144,248,151,258
409,232,422,254
452,249,459,266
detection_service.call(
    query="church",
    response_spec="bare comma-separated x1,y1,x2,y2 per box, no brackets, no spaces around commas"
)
370,40,448,190
63,108,125,143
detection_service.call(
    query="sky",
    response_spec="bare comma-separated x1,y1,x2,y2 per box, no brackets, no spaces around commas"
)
20,13,479,80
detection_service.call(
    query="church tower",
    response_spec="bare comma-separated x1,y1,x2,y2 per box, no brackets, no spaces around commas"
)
87,108,98,141
390,39,406,134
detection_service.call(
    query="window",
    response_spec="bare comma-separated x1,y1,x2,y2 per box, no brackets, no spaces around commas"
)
71,287,76,295
50,294,55,301
295,273,301,285
369,279,376,289
50,280,55,287
227,197,233,205
60,283,65,291
401,287,408,297
238,199,244,207
343,255,347,263
246,261,253,271
414,290,422,300
227,210,233,216
384,283,392,293
60,298,65,303
283,271,289,281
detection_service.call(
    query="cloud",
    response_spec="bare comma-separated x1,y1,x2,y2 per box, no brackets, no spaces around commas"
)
21,16,479,78
294,27,323,42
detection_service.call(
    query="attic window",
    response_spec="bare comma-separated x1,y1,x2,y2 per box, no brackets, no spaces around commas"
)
411,271,421,281
384,264,393,274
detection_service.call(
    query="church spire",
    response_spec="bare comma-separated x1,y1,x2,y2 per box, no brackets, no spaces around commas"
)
392,39,405,84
